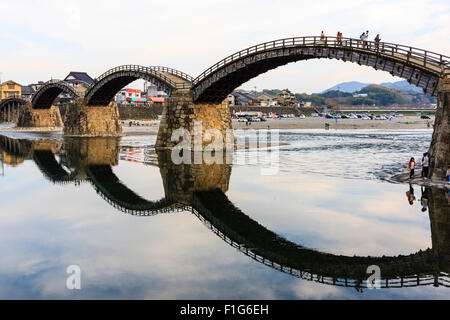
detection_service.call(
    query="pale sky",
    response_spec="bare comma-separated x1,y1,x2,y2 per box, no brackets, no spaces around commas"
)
0,0,449,93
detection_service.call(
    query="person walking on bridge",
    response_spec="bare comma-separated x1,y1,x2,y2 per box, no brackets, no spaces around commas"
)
320,31,325,43
374,34,381,49
364,30,369,48
336,31,343,45
359,32,365,47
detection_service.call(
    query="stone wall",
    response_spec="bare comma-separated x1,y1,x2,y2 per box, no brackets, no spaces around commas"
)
59,103,312,121
117,104,163,120
230,106,315,116
428,77,450,181
17,105,63,128
156,90,233,151
63,102,122,136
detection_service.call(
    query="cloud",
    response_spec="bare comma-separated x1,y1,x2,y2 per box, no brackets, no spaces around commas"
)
0,0,449,93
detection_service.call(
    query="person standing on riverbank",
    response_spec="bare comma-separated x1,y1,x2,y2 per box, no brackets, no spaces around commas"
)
408,157,416,179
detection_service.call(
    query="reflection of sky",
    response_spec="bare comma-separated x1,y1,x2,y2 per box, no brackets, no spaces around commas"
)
227,167,433,257
0,133,448,299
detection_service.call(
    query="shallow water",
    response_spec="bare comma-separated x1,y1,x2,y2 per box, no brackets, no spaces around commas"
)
0,129,448,299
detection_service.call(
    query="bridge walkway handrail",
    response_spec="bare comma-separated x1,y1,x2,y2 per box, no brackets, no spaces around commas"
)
31,79,81,107
149,66,194,83
34,79,81,92
192,36,450,86
89,65,191,91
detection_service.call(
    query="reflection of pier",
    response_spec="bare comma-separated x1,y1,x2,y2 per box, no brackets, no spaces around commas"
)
1,135,449,290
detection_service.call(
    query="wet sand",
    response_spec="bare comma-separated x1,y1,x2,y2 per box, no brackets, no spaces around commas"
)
233,116,434,130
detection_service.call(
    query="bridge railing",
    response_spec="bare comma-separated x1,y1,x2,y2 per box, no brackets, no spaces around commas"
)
89,65,191,91
149,66,194,83
192,36,450,86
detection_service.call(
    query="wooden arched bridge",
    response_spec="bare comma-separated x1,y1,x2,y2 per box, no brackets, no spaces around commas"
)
84,65,192,106
2,35,450,180
191,36,450,103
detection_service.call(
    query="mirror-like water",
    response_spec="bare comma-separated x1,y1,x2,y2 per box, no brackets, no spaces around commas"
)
0,129,448,299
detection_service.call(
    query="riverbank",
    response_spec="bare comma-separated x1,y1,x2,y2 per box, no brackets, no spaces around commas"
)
0,126,62,133
233,116,434,130
389,171,450,189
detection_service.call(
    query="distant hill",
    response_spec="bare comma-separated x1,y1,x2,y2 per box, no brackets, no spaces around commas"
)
379,80,423,93
323,80,423,94
322,81,368,93
298,83,435,107
353,84,409,106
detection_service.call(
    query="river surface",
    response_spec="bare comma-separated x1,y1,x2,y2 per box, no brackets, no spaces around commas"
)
0,128,449,299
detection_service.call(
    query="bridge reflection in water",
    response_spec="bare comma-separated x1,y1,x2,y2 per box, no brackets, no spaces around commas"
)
0,134,449,292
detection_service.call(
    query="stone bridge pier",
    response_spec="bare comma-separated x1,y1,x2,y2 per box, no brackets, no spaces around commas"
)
156,90,233,151
429,77,450,181
17,105,63,128
63,102,122,136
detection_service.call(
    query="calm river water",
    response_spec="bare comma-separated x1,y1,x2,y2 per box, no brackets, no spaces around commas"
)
0,128,448,299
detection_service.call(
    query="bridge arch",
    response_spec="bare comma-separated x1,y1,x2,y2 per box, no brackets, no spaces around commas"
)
32,80,80,109
84,65,191,106
191,36,450,103
0,97,27,110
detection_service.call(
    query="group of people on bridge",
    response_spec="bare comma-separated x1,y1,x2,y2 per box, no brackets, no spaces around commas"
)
320,30,381,48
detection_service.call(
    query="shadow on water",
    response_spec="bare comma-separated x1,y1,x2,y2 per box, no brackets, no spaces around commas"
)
0,134,449,293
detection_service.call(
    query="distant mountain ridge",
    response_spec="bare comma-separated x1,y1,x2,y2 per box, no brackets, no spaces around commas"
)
323,80,422,94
